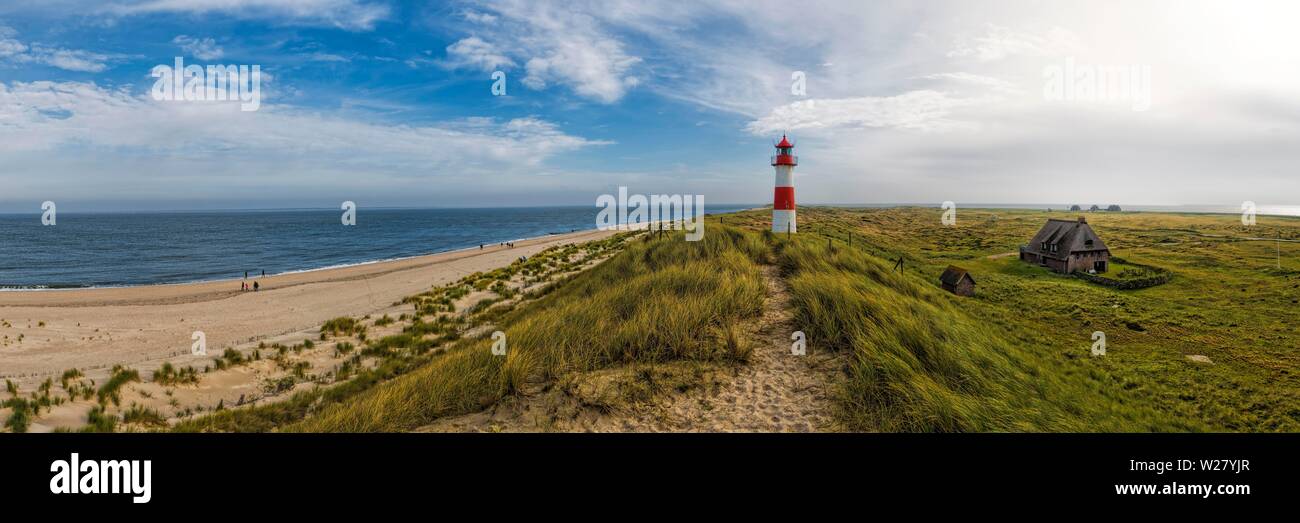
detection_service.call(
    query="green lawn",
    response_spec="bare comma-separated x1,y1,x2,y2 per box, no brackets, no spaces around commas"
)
752,206,1300,431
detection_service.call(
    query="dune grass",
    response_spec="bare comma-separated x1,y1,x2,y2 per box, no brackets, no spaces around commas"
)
122,403,167,427
154,362,199,386
288,226,768,432
2,397,33,432
171,235,630,432
96,365,140,407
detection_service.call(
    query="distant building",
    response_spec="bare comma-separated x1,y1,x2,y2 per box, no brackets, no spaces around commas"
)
1020,217,1111,274
939,265,976,296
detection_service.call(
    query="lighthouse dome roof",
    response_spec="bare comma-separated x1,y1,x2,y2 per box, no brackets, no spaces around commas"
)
775,134,793,148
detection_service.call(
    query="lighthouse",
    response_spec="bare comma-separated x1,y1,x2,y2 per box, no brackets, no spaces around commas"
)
771,134,797,233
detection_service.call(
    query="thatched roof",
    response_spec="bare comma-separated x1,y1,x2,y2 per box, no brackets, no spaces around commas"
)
939,265,974,286
1024,217,1109,260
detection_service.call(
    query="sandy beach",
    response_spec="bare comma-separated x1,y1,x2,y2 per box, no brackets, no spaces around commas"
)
0,228,618,381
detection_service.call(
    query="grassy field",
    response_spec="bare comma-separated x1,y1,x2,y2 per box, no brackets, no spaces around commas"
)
173,206,1299,432
736,206,1299,431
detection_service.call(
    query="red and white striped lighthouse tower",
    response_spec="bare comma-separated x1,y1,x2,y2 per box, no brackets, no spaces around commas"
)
771,134,797,233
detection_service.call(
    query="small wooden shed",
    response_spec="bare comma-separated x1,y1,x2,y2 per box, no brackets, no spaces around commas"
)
939,265,976,296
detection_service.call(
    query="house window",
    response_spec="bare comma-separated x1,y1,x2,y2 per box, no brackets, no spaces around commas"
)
1085,239,1094,248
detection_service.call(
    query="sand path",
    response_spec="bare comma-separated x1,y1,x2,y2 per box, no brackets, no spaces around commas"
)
0,229,617,381
620,264,841,431
421,263,843,432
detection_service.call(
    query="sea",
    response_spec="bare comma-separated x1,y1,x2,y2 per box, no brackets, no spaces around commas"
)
0,205,756,289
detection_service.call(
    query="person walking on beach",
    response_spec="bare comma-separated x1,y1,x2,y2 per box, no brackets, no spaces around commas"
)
253,281,260,292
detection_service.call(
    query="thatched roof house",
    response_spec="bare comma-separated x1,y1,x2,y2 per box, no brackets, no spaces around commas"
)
939,265,976,296
1020,217,1110,274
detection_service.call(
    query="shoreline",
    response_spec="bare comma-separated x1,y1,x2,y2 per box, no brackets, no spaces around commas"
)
0,232,573,293
0,227,614,308
0,227,622,378
0,207,759,292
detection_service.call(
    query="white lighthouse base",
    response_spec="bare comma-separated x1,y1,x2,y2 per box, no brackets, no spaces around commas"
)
772,209,797,234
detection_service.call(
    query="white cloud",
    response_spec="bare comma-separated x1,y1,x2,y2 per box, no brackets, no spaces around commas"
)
173,35,224,60
441,36,514,71
307,52,350,62
747,91,994,135
0,27,114,72
947,24,1082,62
462,9,498,24
40,49,112,72
519,36,640,103
0,81,609,205
918,72,1024,94
0,80,603,157
444,1,642,103
104,0,389,31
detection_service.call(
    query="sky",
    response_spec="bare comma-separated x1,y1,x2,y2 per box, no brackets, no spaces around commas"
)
0,0,1298,212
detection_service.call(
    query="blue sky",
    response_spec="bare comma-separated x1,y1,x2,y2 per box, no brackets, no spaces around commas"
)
2,0,1299,212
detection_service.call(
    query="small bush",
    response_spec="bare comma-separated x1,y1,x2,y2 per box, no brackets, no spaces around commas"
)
97,365,141,407
154,363,200,385
321,317,365,336
82,405,117,433
122,403,167,426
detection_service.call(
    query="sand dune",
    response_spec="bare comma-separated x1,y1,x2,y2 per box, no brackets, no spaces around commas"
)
0,229,618,381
